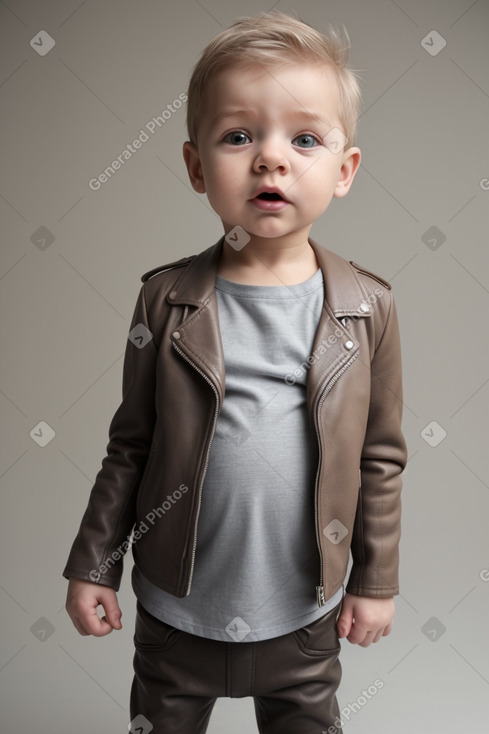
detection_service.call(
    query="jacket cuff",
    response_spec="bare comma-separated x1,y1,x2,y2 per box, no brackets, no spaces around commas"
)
345,578,399,598
62,566,122,592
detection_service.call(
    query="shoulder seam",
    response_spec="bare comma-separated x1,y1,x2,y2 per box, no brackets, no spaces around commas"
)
141,255,195,282
349,261,392,290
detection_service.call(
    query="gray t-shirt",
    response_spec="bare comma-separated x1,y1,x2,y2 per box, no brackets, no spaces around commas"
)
132,267,343,641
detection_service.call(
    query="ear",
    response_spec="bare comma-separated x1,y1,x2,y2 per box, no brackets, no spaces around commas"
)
182,141,206,194
334,146,361,198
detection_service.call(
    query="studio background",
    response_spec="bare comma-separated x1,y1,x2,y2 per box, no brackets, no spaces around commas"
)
1,0,488,732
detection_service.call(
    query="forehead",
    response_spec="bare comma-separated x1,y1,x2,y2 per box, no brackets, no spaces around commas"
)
205,62,341,126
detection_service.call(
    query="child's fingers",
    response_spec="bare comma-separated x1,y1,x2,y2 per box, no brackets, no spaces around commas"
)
336,601,354,638
81,605,115,636
99,592,123,631
66,580,122,636
346,622,373,646
382,621,393,637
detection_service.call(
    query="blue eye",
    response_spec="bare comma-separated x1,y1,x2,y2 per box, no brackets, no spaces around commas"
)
223,131,250,145
293,134,319,148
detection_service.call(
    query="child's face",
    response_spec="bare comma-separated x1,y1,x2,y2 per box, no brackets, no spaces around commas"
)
183,62,360,244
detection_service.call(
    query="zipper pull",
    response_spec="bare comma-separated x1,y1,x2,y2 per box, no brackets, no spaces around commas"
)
316,585,326,607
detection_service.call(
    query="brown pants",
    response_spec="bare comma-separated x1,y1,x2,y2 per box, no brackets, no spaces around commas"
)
130,599,343,734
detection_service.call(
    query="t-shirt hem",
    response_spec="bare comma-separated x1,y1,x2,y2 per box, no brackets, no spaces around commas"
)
133,567,344,642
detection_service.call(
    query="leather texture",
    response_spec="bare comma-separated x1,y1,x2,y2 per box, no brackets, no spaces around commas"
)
63,235,407,602
130,599,344,733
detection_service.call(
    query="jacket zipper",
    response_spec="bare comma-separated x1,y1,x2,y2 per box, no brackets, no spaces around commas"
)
314,350,359,606
172,341,220,596
174,335,358,604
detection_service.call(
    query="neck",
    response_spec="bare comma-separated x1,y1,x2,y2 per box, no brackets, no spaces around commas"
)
218,229,319,286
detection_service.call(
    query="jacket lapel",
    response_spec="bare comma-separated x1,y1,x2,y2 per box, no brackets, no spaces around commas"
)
306,239,372,411
165,235,372,410
165,238,226,404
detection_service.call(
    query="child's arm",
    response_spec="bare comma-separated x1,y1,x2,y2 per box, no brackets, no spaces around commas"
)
65,578,122,636
63,283,157,615
342,288,407,644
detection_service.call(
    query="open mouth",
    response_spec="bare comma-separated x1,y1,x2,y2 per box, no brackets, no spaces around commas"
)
256,192,284,201
250,189,290,210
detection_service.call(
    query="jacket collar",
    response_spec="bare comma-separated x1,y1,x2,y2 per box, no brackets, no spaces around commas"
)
167,235,373,318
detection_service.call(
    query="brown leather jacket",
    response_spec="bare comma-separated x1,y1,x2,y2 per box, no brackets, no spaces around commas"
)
63,236,407,606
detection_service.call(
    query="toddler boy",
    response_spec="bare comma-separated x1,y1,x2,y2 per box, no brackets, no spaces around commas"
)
64,10,407,734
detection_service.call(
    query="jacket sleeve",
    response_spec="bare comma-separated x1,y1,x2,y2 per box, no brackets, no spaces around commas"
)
346,292,408,597
62,283,157,590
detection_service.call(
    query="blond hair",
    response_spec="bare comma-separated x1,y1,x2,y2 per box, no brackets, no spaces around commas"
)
185,10,362,149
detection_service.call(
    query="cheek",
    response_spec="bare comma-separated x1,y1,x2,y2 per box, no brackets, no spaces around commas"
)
311,166,342,199
306,178,338,216
200,166,237,212
202,157,237,193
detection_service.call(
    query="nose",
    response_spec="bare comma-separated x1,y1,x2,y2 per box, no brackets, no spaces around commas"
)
252,135,290,174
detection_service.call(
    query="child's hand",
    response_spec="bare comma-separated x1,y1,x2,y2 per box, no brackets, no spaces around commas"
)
65,577,123,637
336,593,394,647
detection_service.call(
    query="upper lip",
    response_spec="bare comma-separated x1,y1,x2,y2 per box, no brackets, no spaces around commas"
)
251,186,289,202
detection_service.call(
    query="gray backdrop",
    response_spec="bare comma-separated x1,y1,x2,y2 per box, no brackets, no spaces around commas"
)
1,0,488,732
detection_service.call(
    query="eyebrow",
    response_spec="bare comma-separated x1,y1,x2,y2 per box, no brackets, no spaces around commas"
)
211,108,330,127
211,109,252,126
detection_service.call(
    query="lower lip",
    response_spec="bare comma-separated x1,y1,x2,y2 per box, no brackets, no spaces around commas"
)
250,197,290,211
